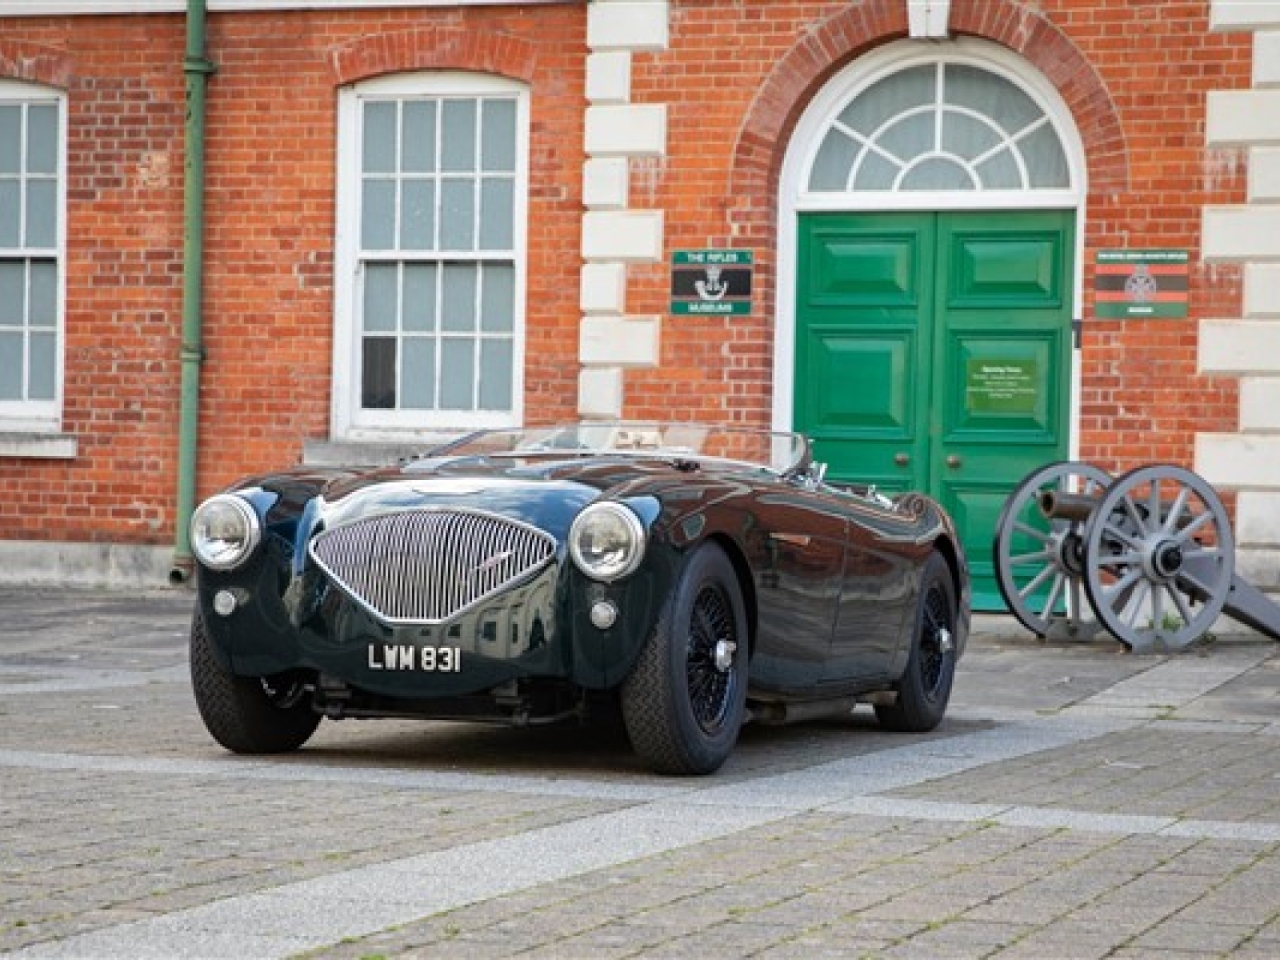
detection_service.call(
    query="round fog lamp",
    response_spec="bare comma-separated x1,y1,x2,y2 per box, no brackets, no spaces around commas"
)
212,589,239,617
589,600,618,630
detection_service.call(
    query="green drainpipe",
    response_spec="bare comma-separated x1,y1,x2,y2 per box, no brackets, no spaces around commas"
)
171,0,216,584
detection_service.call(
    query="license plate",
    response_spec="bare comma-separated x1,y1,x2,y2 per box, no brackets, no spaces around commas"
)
367,643,462,673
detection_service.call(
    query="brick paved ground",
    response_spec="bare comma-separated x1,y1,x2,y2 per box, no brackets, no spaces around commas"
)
1,588,1277,959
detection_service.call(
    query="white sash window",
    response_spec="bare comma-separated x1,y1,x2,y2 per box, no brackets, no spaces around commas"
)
334,73,528,438
0,81,64,432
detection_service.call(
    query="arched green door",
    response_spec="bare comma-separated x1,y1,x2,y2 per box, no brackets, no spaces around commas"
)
795,210,1074,610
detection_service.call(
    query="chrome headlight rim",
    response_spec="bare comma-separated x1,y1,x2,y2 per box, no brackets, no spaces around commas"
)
190,494,262,571
568,501,646,582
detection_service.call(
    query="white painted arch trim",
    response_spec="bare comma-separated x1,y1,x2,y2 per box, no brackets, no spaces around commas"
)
772,38,1089,449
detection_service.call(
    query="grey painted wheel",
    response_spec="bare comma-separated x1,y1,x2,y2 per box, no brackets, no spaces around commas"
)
993,461,1112,640
1082,464,1235,652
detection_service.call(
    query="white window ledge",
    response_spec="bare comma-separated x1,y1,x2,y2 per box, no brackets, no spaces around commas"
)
303,436,464,467
0,432,77,459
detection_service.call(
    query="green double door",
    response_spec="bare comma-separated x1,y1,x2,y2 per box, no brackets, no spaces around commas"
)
795,211,1074,610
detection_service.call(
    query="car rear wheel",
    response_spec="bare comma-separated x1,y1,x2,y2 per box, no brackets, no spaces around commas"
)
189,611,321,754
621,543,748,775
875,552,957,733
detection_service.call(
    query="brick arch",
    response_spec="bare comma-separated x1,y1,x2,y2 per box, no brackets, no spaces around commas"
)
727,0,1127,241
0,41,74,88
328,27,537,86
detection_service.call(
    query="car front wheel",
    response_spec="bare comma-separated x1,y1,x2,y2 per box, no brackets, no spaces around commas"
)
621,543,748,775
189,611,320,754
876,552,958,733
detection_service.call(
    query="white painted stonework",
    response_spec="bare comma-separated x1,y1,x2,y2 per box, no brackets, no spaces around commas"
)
577,1,670,420
586,51,632,105
1201,1,1280,601
1243,264,1280,316
1206,89,1280,144
580,316,660,367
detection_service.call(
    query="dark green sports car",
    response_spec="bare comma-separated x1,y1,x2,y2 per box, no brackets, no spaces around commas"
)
188,422,970,774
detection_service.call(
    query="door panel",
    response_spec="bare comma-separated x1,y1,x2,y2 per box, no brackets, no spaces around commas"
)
795,211,1074,611
796,214,933,495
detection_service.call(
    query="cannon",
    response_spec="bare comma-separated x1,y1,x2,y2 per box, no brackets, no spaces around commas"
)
993,462,1280,652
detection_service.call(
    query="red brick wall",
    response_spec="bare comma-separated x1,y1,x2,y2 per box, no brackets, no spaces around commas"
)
0,6,586,546
0,0,1252,549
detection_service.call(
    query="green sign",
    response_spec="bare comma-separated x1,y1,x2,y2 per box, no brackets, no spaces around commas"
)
966,358,1039,415
670,250,753,316
1095,249,1189,319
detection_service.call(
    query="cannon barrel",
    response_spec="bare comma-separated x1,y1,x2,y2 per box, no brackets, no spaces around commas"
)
1037,490,1099,522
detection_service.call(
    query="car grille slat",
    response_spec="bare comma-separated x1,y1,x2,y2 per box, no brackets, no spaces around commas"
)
309,509,557,624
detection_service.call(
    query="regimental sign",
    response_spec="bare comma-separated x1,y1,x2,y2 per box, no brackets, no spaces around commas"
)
670,250,753,315
1095,249,1189,319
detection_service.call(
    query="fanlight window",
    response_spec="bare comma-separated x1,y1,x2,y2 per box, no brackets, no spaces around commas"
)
809,63,1070,193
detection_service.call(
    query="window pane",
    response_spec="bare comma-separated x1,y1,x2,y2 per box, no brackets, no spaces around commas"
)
361,179,396,250
402,337,436,409
1022,124,1070,188
481,99,516,172
441,100,477,172
362,102,397,175
27,104,57,174
0,261,24,325
440,179,475,250
401,100,436,174
0,107,19,175
28,330,54,399
26,180,56,248
441,263,477,332
400,179,436,250
479,339,512,410
479,178,513,250
976,149,1023,190
362,263,398,333
0,180,19,247
810,131,857,191
403,263,436,332
361,336,396,409
900,157,973,191
29,260,55,327
0,331,21,399
850,152,900,191
838,66,933,137
946,64,1040,133
879,113,933,161
480,264,514,333
942,111,1000,161
440,339,474,410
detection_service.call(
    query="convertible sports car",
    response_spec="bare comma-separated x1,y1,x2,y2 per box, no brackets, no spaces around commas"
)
188,422,970,775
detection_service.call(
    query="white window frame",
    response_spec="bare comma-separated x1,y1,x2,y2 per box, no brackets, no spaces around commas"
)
332,72,529,440
0,79,67,435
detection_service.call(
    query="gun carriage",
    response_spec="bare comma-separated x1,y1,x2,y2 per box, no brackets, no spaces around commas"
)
994,462,1280,652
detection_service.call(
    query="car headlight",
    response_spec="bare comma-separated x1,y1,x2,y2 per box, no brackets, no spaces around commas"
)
190,495,262,571
569,501,646,582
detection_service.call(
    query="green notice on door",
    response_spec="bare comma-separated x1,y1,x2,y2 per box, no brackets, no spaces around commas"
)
966,358,1039,414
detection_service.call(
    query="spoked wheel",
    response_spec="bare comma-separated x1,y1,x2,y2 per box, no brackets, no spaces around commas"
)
1082,464,1235,652
876,553,958,733
621,543,748,775
993,462,1112,640
189,611,321,753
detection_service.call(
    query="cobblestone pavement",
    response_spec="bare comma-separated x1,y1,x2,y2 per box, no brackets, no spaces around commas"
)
1,587,1278,959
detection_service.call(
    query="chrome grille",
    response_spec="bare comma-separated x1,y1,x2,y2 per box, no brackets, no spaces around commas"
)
309,509,557,624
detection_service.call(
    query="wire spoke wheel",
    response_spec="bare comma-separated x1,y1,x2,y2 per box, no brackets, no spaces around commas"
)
993,461,1112,639
685,584,738,735
1082,464,1235,652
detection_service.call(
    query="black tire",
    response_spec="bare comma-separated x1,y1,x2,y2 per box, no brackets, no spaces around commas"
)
876,552,958,733
621,543,748,775
189,611,320,754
